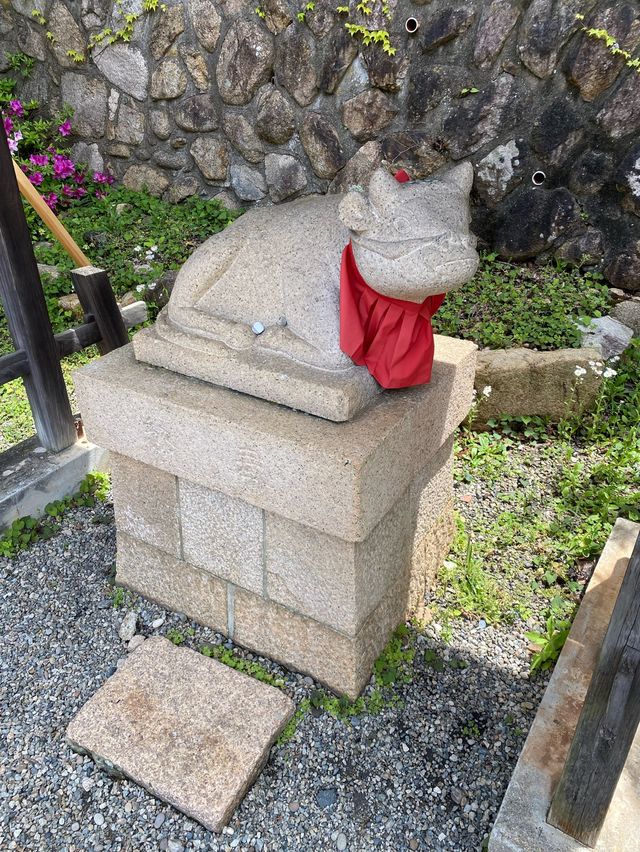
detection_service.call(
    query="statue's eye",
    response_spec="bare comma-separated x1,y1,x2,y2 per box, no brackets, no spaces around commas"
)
394,218,411,235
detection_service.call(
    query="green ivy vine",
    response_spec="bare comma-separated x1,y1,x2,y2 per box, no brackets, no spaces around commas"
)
576,13,640,72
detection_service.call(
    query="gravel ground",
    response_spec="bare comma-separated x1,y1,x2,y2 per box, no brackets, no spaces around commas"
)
0,457,554,852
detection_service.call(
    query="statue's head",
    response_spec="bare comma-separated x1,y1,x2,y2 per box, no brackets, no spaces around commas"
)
338,163,479,302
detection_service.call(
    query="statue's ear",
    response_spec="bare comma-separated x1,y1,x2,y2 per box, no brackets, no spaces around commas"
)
441,161,474,194
339,191,376,233
368,167,400,209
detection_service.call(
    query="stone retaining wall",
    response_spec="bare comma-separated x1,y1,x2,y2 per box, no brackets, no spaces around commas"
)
2,0,640,289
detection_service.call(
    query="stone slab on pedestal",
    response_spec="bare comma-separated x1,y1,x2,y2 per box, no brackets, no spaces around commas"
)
134,309,380,422
74,336,476,696
66,636,294,833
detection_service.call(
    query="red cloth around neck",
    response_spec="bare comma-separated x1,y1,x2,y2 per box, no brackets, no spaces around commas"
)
339,242,445,389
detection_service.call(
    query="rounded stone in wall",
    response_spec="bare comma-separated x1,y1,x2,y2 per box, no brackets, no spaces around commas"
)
319,26,358,95
176,95,219,133
494,187,582,260
216,20,274,106
569,3,640,102
261,0,293,35
342,89,398,142
93,43,149,102
299,113,346,179
473,0,521,69
380,131,445,180
265,153,307,202
150,3,185,60
230,164,267,201
255,84,295,144
597,71,640,141
275,26,318,106
605,239,640,293
188,0,222,52
362,45,408,93
328,141,382,194
150,108,171,141
166,176,200,204
224,114,264,163
151,57,188,100
123,164,170,197
191,136,230,182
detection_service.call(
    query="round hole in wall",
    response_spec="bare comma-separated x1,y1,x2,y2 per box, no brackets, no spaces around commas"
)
405,17,419,33
532,170,546,186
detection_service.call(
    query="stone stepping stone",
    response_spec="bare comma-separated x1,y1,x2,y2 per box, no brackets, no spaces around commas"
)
66,636,294,832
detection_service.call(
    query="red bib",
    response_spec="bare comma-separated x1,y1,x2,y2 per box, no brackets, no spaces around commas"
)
339,241,445,389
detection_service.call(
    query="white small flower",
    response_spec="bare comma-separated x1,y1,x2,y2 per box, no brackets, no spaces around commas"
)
610,355,620,363
135,284,145,292
133,245,142,253
150,244,158,252
603,367,617,379
482,385,492,397
574,366,587,377
148,282,157,290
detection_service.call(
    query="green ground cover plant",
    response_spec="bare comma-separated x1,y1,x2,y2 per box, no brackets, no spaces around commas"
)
436,339,640,673
0,471,109,557
433,253,610,350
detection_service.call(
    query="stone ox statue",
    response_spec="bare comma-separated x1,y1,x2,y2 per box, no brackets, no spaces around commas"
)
133,163,479,421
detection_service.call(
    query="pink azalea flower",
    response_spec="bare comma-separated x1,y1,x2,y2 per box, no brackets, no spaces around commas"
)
7,131,22,154
43,192,58,211
9,100,24,117
58,119,72,137
52,153,75,179
30,172,44,187
3,115,13,135
94,189,107,199
93,171,114,185
73,171,86,184
30,153,49,167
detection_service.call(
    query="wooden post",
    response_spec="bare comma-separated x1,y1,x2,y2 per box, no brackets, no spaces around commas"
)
548,531,640,847
0,119,77,451
71,266,129,354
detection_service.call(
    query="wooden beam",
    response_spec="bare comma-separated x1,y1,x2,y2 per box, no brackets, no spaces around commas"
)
0,121,77,451
548,531,640,847
0,301,149,385
13,160,91,268
71,266,129,354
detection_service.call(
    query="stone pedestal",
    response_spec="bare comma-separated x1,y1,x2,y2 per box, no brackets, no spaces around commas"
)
74,336,476,698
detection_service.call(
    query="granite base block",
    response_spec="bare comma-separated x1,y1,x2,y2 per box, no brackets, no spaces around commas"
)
78,337,473,695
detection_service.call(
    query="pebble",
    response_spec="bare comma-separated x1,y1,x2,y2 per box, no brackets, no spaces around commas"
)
154,813,166,829
118,610,137,642
336,832,347,850
167,841,184,852
152,616,166,630
316,787,338,808
93,813,105,826
128,634,146,653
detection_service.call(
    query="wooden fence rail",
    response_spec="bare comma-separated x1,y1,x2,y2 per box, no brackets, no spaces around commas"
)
548,530,640,847
0,116,136,452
